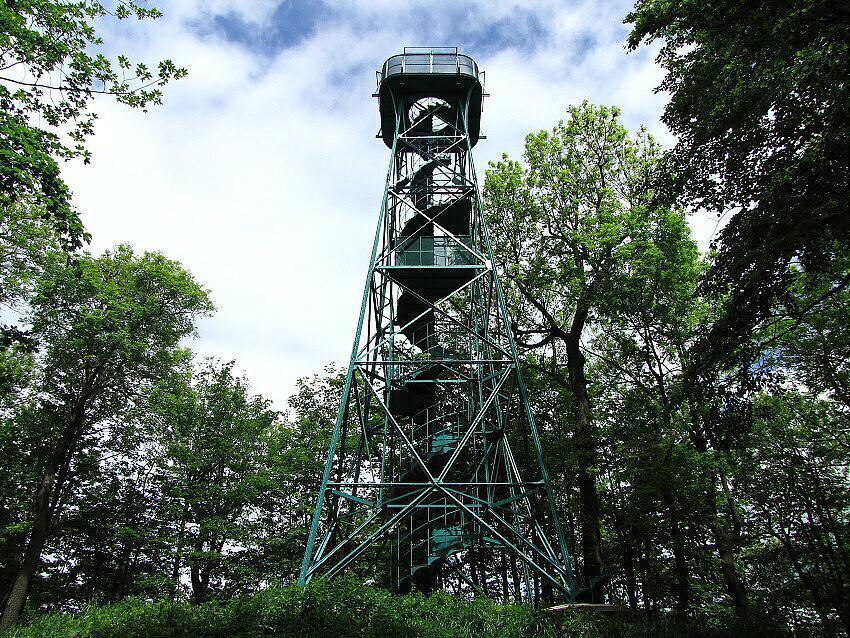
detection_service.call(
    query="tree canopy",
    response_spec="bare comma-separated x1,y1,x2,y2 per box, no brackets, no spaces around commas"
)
626,0,850,369
0,0,185,249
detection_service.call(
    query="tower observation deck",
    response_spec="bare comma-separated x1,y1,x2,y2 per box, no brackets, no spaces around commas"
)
299,48,577,602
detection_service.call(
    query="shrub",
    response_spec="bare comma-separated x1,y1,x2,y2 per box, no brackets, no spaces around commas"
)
2,580,789,638
3,579,550,638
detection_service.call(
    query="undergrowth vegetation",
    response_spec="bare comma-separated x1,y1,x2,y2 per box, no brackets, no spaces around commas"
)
2,579,791,638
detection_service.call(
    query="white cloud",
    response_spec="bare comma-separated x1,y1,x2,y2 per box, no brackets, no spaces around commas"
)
64,1,709,408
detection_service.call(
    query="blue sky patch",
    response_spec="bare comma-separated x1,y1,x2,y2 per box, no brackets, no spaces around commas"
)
188,1,336,56
187,1,569,60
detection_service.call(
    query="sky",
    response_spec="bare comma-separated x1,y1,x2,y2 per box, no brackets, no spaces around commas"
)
64,0,717,409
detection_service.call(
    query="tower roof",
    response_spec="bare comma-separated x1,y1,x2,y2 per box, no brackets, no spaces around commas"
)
377,48,483,148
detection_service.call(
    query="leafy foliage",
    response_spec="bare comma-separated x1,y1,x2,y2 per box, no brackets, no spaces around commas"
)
0,0,186,412
626,0,850,366
0,245,212,628
484,102,849,634
0,578,783,638
0,0,186,249
484,102,681,602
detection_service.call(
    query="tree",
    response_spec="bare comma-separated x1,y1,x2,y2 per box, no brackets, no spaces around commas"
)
259,367,343,585
0,245,211,628
483,102,666,602
148,358,279,603
0,0,186,251
588,202,758,618
740,391,850,636
626,0,850,367
1,1,187,407
0,202,59,403
589,204,706,616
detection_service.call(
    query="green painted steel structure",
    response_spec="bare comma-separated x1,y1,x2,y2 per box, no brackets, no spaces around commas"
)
299,48,577,601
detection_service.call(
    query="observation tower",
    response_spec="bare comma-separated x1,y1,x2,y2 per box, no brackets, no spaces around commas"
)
299,48,577,602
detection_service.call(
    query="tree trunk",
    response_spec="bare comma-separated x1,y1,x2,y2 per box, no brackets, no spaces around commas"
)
640,536,656,615
171,503,189,600
0,409,81,630
565,339,604,602
709,471,749,615
688,426,750,616
613,514,638,610
509,555,522,602
0,469,55,630
662,487,690,617
469,547,481,591
480,550,491,596
500,554,509,603
659,429,689,617
714,519,749,616
190,534,207,604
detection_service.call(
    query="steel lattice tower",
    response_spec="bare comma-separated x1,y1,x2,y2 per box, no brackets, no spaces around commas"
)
299,48,577,602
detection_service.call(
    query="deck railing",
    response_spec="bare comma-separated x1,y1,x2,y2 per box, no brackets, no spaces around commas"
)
378,48,480,87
